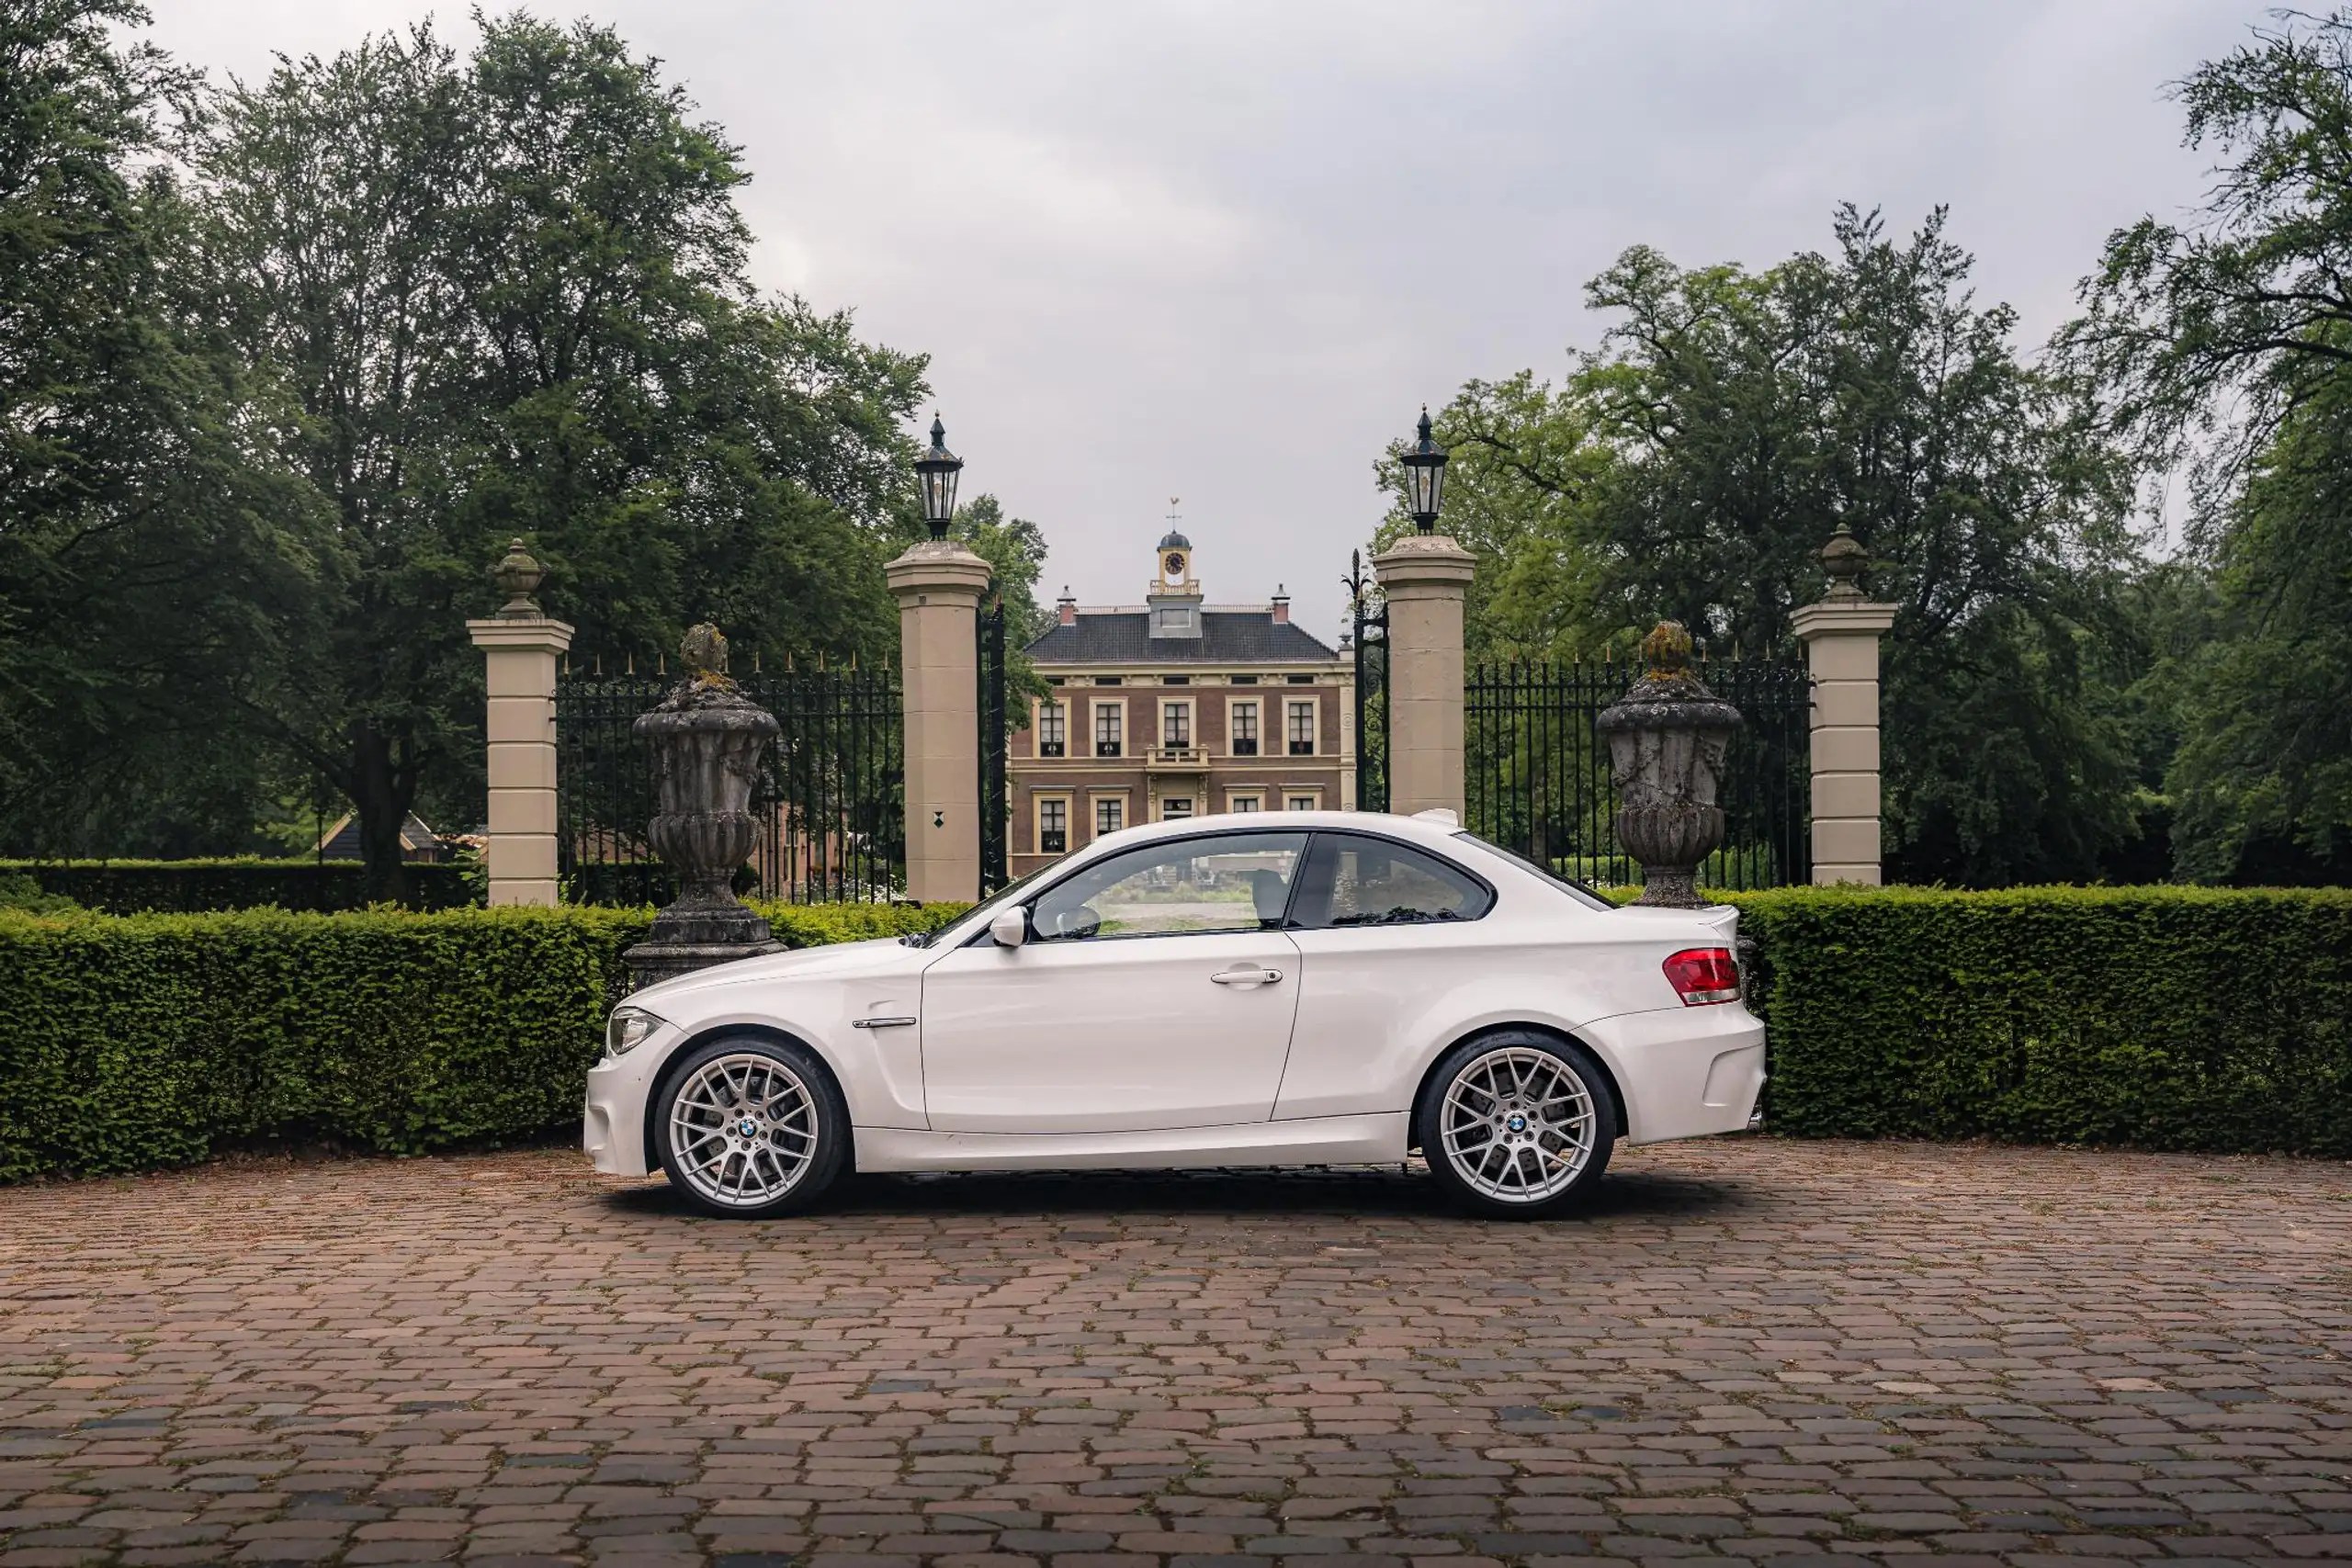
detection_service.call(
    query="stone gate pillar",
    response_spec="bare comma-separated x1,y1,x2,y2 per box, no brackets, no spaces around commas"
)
1373,534,1476,820
467,541,575,907
888,539,992,902
1790,525,1897,886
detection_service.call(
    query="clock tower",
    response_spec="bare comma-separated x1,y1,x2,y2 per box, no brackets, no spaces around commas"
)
1146,504,1203,639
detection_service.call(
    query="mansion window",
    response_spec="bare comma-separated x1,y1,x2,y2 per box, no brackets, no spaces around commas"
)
1229,794,1262,813
1095,704,1123,757
1286,794,1318,811
1230,700,1259,756
1095,797,1125,837
1161,797,1193,821
1163,703,1191,748
1287,699,1317,755
1037,701,1066,758
1038,798,1068,853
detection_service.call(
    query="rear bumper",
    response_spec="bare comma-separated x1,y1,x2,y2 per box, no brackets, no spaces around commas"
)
1579,1003,1766,1144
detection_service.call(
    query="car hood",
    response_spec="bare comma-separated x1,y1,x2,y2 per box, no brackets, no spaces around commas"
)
624,935,923,1007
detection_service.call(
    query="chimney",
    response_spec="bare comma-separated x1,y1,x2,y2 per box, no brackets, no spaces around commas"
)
1271,584,1290,625
1056,586,1076,626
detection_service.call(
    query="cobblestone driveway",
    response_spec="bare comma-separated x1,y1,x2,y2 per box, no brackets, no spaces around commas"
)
1,1139,2346,1568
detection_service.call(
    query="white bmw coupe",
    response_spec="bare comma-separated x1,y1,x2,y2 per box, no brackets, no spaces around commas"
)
583,810,1764,1219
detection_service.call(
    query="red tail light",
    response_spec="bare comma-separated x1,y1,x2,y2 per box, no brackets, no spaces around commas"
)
1663,947,1740,1006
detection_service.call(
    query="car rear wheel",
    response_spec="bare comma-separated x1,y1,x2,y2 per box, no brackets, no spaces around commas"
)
1417,1031,1616,1219
654,1035,848,1218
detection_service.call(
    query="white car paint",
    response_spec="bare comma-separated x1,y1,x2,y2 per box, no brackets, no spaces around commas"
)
580,809,1765,1180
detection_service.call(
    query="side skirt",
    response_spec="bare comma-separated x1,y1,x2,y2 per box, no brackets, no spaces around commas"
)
853,1113,1411,1174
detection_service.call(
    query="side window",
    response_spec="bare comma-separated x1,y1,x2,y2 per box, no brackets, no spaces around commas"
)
1030,831,1309,942
1289,833,1494,930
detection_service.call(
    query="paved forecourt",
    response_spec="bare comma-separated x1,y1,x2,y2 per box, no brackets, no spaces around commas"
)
0,1139,2346,1567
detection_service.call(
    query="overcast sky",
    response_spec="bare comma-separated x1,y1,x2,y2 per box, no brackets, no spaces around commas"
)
150,0,2265,640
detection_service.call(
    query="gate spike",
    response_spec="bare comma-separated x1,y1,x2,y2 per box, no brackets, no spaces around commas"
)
658,651,666,675
626,652,635,676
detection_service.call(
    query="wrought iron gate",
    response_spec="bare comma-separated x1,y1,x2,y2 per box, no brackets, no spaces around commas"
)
977,596,1009,897
1348,550,1389,814
1464,655,1812,888
555,657,904,905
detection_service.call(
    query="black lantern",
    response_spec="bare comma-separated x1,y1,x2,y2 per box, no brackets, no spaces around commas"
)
914,413,963,540
1400,406,1447,533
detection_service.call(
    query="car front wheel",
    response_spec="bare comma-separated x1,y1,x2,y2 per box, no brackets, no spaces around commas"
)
1417,1031,1617,1218
654,1035,848,1218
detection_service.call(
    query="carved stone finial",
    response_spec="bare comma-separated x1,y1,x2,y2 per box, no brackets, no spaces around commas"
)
492,538,546,616
1640,620,1696,681
1819,524,1868,601
680,623,732,687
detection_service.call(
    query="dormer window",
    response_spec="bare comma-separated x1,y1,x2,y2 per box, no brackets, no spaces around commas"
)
1150,604,1197,637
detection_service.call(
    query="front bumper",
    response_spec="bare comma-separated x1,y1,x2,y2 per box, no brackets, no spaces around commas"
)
1578,1002,1766,1145
583,1040,668,1178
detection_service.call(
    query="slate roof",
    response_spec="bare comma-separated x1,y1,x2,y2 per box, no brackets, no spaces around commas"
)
1026,611,1340,665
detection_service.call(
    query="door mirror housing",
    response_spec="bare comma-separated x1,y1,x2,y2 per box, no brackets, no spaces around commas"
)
989,908,1029,949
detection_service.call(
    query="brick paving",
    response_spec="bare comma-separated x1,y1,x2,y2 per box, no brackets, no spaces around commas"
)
0,1138,2347,1568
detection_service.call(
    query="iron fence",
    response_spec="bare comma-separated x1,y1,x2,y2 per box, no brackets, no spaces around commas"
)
1349,552,1390,814
978,599,1009,897
556,660,904,905
1464,656,1812,890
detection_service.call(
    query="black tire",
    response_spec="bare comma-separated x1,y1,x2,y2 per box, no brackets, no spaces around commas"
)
652,1033,850,1218
1415,1029,1618,1219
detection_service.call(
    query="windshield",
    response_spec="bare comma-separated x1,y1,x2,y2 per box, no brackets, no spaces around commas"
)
1452,831,1616,910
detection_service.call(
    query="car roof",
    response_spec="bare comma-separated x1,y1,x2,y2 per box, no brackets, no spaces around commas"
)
1085,809,1465,855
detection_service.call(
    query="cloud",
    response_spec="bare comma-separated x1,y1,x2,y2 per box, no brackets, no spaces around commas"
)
145,0,2268,637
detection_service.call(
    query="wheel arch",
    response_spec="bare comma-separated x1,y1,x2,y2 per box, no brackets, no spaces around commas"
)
1406,1021,1630,1150
640,1021,855,1176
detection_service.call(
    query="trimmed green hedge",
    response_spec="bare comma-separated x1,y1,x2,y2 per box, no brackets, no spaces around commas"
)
1722,885,2352,1156
6,884,2346,1179
0,858,477,912
0,898,970,1180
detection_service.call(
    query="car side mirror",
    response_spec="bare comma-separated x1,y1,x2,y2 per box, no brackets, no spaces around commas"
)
989,908,1029,949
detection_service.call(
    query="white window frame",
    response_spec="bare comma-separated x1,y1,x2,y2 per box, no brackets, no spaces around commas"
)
1035,698,1067,758
1160,796,1193,821
1229,699,1260,756
1287,698,1317,756
1092,699,1124,759
1092,794,1126,839
1227,792,1262,814
1035,794,1071,854
1159,698,1193,750
1284,792,1321,811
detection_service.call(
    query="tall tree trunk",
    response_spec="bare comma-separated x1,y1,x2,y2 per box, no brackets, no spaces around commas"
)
350,720,416,906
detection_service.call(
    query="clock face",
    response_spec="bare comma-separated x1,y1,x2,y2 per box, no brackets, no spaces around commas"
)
1164,551,1185,579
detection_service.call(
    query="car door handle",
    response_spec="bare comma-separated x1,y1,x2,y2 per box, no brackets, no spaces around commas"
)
852,1016,918,1030
1210,965,1283,986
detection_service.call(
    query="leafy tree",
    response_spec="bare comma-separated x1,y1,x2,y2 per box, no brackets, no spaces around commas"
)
0,0,329,857
2060,11,2352,880
949,491,1051,738
190,14,931,896
1382,208,2143,886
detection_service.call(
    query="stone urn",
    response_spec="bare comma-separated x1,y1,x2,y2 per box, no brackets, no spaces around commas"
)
621,624,786,988
1595,622,1743,908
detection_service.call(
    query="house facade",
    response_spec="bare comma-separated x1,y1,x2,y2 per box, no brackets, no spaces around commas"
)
1007,530,1355,877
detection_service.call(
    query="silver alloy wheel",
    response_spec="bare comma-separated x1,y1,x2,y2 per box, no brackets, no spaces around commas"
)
1438,1044,1598,1203
666,1052,820,1209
